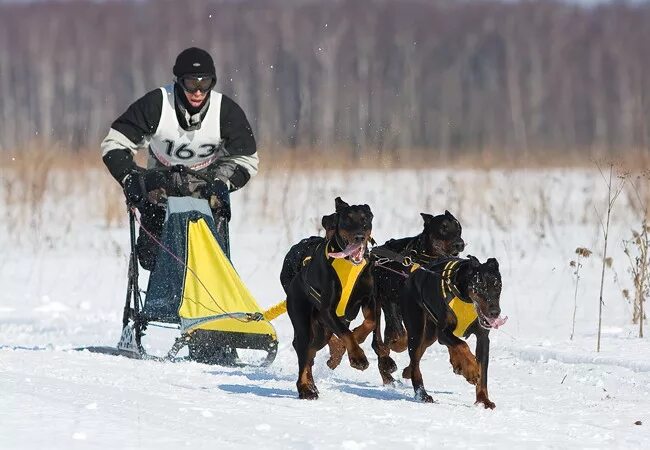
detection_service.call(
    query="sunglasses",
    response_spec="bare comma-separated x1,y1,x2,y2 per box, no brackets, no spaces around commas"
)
178,76,215,93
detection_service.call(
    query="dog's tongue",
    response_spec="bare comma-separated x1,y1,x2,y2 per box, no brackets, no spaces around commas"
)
328,243,363,260
487,315,508,329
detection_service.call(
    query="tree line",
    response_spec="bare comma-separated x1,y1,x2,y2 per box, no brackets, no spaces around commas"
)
1,0,649,161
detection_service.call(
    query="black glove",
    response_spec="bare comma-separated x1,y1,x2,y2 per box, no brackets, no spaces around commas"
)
123,170,168,206
201,178,231,220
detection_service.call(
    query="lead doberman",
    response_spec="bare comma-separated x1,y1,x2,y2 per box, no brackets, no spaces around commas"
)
400,256,506,408
284,197,390,399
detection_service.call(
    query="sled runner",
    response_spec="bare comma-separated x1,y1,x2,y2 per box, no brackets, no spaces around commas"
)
82,166,277,366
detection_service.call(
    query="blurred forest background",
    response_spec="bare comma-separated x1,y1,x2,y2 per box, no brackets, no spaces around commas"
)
0,0,649,165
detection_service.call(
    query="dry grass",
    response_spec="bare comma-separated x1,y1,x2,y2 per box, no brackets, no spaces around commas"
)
259,145,650,172
0,141,126,244
0,140,646,244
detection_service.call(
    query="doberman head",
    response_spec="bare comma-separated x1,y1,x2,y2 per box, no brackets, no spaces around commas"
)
322,197,373,265
420,210,465,257
461,256,504,329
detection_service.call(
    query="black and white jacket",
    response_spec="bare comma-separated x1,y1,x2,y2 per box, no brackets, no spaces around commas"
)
101,84,258,191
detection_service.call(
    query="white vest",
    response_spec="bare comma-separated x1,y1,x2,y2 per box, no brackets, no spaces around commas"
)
148,85,225,170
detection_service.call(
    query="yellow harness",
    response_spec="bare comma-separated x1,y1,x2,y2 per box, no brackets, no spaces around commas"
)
412,260,478,337
331,257,367,317
301,243,367,318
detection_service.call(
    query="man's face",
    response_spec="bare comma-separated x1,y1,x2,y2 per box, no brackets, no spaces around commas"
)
184,89,207,109
178,75,215,108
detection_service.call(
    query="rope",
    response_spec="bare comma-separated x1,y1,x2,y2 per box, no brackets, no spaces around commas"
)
132,207,251,323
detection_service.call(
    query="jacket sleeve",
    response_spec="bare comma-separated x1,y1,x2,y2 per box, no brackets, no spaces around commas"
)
101,89,163,184
212,94,258,191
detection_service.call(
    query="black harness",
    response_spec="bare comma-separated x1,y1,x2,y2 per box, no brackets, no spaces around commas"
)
371,234,446,278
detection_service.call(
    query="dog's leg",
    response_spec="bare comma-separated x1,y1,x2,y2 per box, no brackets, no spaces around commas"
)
402,318,436,380
326,336,345,370
288,286,319,400
369,295,397,384
403,300,434,402
320,282,369,371
384,299,408,353
299,345,319,399
403,319,437,380
327,293,372,369
474,331,495,409
441,329,480,386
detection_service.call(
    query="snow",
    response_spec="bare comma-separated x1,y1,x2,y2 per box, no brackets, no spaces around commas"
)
1,168,649,449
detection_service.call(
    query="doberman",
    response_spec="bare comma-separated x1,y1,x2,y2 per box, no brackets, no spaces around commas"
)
359,211,464,383
400,256,505,408
284,197,389,399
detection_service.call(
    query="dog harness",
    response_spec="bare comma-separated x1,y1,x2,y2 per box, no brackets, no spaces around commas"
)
412,260,478,337
302,241,367,319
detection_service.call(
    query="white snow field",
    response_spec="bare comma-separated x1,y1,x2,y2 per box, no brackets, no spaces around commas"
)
1,168,649,449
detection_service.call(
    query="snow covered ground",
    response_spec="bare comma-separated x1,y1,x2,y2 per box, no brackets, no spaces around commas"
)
1,168,649,449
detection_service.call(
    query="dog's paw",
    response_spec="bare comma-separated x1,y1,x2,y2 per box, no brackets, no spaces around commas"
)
381,373,395,385
327,338,346,370
378,356,397,374
450,356,479,385
475,391,495,409
462,362,480,385
298,386,319,400
348,351,369,371
415,388,436,403
326,356,342,370
386,335,408,353
475,398,495,409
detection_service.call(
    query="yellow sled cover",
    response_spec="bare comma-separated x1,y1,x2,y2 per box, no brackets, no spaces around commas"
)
179,218,277,339
141,196,276,345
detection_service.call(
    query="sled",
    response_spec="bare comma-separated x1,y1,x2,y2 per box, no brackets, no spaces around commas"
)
82,167,277,366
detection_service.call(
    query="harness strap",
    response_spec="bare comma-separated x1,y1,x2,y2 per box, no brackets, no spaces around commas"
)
371,246,415,269
441,260,464,301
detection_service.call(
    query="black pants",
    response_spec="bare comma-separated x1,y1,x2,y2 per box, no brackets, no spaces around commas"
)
135,201,230,272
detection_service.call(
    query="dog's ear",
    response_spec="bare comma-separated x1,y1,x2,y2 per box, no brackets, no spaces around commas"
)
467,255,481,269
362,204,374,221
420,213,434,225
335,197,350,213
321,213,338,231
485,257,499,271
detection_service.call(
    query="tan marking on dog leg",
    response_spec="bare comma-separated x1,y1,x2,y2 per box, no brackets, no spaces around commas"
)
352,308,375,344
448,343,480,385
389,334,408,353
342,333,369,371
475,363,495,409
326,336,346,369
410,339,434,402
298,347,319,399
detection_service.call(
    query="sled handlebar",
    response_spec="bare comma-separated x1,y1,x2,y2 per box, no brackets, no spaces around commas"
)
145,164,214,183
129,165,230,215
